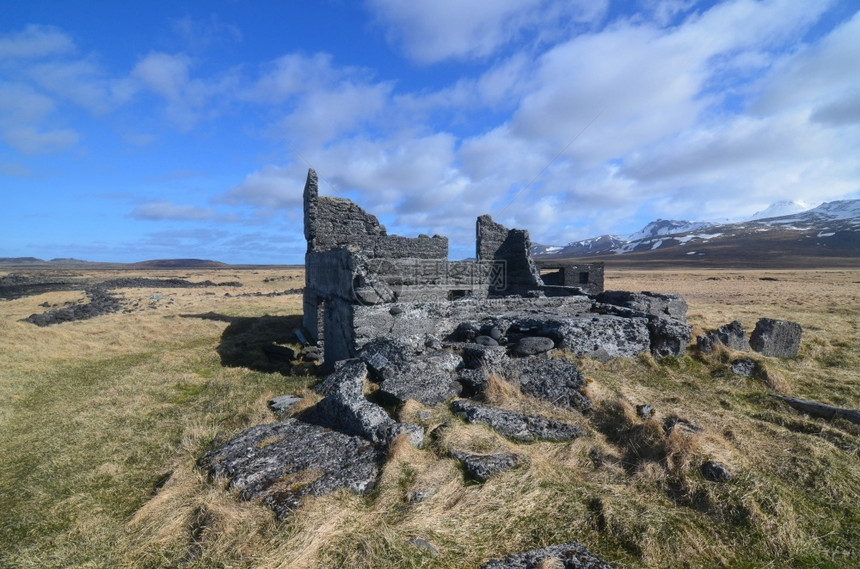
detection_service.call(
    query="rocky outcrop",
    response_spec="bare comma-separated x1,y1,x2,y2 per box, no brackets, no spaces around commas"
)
697,320,749,353
749,318,802,358
481,541,612,568
451,400,585,442
199,419,384,520
358,338,463,405
308,358,423,447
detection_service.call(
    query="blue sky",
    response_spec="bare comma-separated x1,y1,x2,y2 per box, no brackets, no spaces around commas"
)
2,0,859,264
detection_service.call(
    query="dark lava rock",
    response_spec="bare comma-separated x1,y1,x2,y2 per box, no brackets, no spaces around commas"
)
268,394,302,414
199,418,383,520
749,318,802,358
512,336,555,356
696,333,716,354
456,368,488,398
597,290,688,321
730,358,756,377
487,326,503,341
24,285,121,326
481,540,612,568
359,338,463,406
647,316,691,358
510,358,591,412
313,359,368,396
462,343,510,372
450,400,585,442
451,450,522,482
702,461,732,482
308,359,423,447
559,315,651,359
717,321,750,351
475,335,500,347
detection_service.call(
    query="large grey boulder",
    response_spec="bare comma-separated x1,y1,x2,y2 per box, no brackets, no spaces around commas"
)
509,358,591,412
481,541,612,568
558,315,651,359
450,400,585,442
359,338,463,405
750,318,802,358
200,419,383,520
308,358,423,446
648,316,692,358
450,450,522,482
512,336,555,356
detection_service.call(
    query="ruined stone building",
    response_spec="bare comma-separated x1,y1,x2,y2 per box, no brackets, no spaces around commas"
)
301,169,630,363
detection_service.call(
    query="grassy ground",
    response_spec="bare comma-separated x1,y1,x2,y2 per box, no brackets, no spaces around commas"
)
0,268,857,568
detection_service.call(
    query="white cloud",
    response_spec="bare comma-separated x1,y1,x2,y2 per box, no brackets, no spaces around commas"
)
367,0,607,63
130,201,216,221
220,165,305,211
170,15,242,52
0,24,75,59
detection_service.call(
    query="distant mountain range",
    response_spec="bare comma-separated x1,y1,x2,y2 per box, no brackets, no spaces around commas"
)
533,199,860,268
0,258,231,269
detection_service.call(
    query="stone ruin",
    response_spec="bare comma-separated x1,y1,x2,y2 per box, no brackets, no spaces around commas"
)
301,168,692,367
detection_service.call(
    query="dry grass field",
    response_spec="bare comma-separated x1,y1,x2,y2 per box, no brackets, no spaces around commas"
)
1,268,858,568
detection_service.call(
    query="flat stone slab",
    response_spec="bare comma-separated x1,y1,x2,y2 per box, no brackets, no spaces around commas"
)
359,338,463,406
200,418,383,520
510,358,591,412
451,400,585,442
481,541,612,568
451,450,522,481
267,394,302,414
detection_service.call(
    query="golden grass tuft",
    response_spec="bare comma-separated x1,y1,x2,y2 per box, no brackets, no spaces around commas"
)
481,372,523,405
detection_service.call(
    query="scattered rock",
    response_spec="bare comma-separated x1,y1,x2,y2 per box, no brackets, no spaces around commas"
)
730,358,756,377
408,537,439,556
199,418,383,520
771,395,860,424
451,400,585,442
308,359,424,447
636,404,654,419
475,335,500,347
717,321,750,351
481,541,612,569
262,344,296,363
663,416,703,436
451,450,522,481
749,318,802,358
702,461,732,482
511,336,555,356
267,395,302,414
408,488,436,503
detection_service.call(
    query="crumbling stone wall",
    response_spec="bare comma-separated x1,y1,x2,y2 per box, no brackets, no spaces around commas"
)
538,261,605,295
476,214,543,293
299,168,688,364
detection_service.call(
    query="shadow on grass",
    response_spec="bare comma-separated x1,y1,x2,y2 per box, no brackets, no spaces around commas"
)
181,312,304,375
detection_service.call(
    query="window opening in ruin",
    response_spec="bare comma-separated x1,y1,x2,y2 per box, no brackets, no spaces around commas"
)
448,289,472,301
540,268,563,286
579,272,590,284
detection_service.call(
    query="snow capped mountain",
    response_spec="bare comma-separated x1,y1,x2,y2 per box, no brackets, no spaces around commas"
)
625,219,714,241
533,199,860,264
749,200,813,220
